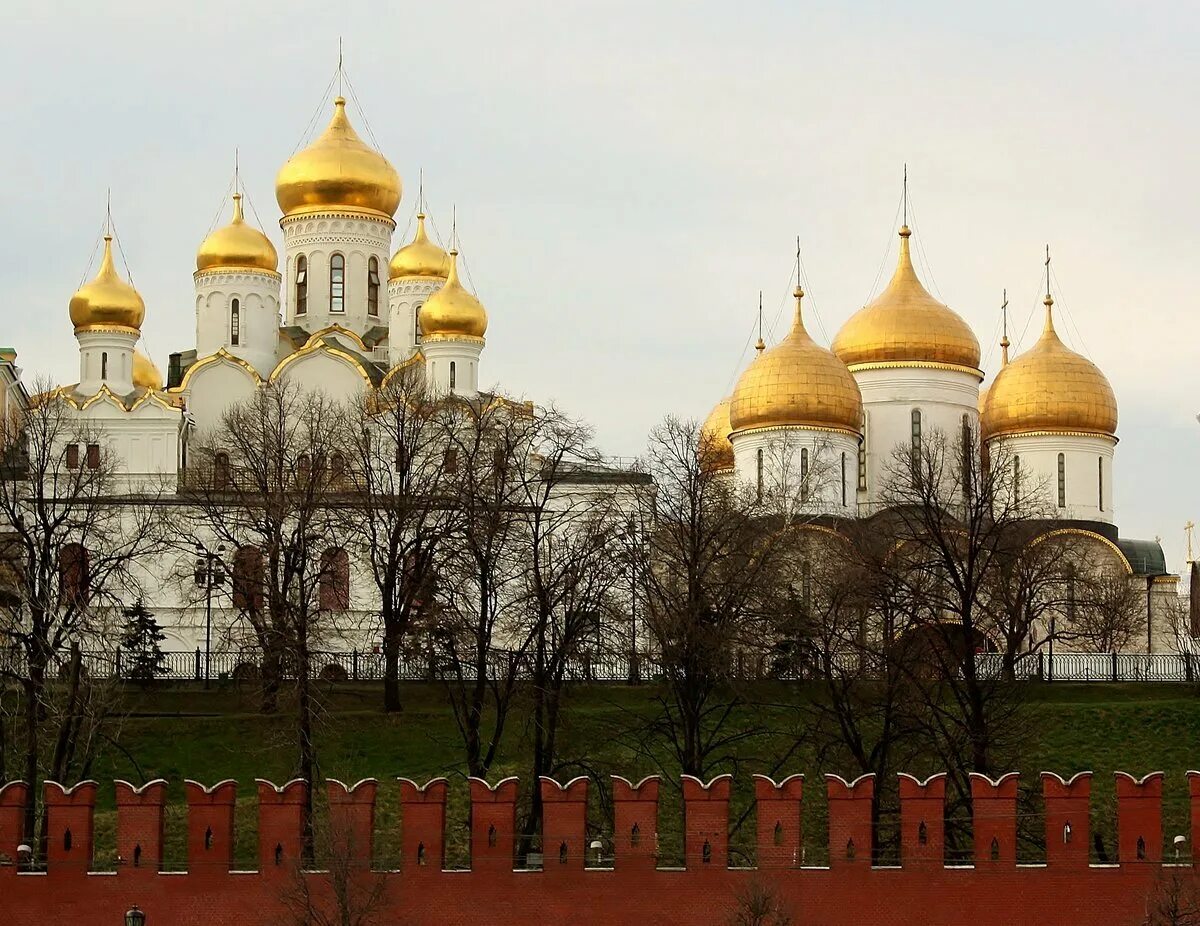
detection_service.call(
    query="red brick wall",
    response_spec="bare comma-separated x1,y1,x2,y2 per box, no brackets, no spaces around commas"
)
0,770,1194,926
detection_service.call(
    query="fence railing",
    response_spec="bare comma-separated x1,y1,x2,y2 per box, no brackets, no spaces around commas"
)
2,647,1196,684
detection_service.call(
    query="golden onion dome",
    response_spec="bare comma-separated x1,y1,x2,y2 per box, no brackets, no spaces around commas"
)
196,194,278,273
389,213,450,280
730,288,863,435
832,226,981,373
418,250,487,340
700,397,735,471
132,349,163,390
69,236,145,332
981,295,1117,439
275,96,401,220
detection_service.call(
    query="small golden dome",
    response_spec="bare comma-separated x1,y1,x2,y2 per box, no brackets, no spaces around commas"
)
700,397,734,471
418,250,487,340
981,295,1117,439
832,226,981,372
389,213,450,280
69,236,145,331
275,96,401,220
730,288,863,435
196,194,278,273
132,349,163,390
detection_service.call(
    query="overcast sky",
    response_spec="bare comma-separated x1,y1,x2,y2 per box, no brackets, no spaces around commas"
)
3,0,1197,569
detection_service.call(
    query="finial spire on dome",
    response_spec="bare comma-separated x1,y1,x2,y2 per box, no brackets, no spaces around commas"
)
792,237,808,336
1000,288,1010,366
902,163,908,227
755,291,765,353
1043,245,1057,335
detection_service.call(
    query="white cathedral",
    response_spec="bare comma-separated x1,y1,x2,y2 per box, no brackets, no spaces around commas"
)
8,88,1187,662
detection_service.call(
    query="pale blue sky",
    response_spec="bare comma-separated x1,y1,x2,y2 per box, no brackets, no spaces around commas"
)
2,0,1197,568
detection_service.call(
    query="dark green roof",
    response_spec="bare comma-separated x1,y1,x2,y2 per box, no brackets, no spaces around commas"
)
1117,538,1168,576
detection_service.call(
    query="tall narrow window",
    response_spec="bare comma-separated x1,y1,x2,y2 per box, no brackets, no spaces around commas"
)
756,448,764,501
59,543,90,605
101,352,108,381
329,254,345,313
66,444,79,469
367,257,380,316
86,444,100,470
800,447,810,503
1098,457,1104,511
961,414,972,501
414,303,423,344
230,298,241,346
232,546,264,612
444,447,458,474
910,409,922,480
319,547,350,611
295,256,308,315
449,361,457,390
213,451,231,490
857,419,867,492
841,452,847,506
1057,453,1066,508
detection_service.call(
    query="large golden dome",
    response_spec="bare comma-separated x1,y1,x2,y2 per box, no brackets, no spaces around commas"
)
981,295,1117,439
69,236,145,332
418,250,487,340
832,226,981,373
700,397,734,471
196,193,278,273
389,213,450,280
275,96,401,220
132,350,163,390
730,288,863,435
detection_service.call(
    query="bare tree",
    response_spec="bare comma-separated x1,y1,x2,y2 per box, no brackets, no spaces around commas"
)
279,820,390,926
430,395,540,778
1064,568,1145,653
339,368,453,713
726,880,792,926
0,379,167,854
1144,868,1200,926
185,381,351,855
630,417,783,779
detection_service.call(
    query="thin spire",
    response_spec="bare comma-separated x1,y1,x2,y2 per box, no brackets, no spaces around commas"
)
337,37,344,97
902,163,908,227
234,147,240,194
451,204,457,250
419,167,425,214
105,188,112,237
1042,245,1057,334
1045,244,1052,299
792,236,807,334
1000,288,1010,366
755,291,765,353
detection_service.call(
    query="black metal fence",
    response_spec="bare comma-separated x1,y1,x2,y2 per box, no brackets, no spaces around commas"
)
6,648,1198,684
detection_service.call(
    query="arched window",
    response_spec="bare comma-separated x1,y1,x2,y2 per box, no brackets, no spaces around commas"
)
297,453,312,485
329,254,345,313
800,447,809,503
414,303,423,344
101,352,108,381
1057,453,1066,508
230,299,241,346
330,451,346,483
911,409,922,452
961,414,972,500
1098,457,1104,511
232,546,263,612
756,448,764,501
841,452,847,506
295,256,308,316
212,451,231,491
367,257,380,316
857,415,868,492
319,547,350,611
59,543,89,605
449,361,457,390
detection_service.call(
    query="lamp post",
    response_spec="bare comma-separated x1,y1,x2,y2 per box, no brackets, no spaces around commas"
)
194,541,226,690
125,905,146,926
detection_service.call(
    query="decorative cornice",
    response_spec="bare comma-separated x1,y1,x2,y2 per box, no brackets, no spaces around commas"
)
280,207,396,228
421,333,485,347
986,428,1118,445
170,348,263,393
730,422,862,440
73,324,140,337
848,359,984,381
193,267,282,283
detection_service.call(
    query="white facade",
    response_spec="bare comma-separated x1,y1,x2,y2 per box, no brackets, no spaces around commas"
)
387,276,441,367
992,432,1116,525
76,327,137,396
731,426,860,515
194,269,282,377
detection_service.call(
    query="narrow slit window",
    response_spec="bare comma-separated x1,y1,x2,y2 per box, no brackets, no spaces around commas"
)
449,361,457,390
756,448,764,501
330,254,345,313
1057,453,1066,508
841,451,847,506
800,447,809,502
230,298,241,346
367,257,380,316
295,255,308,315
101,351,108,381
1098,456,1104,511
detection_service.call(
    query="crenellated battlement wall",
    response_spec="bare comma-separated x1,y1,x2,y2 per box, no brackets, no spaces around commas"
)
1,770,1198,925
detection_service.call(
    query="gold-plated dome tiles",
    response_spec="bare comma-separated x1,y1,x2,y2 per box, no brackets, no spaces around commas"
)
730,288,863,435
196,193,278,273
418,250,487,340
69,236,146,332
981,295,1117,439
832,226,981,372
700,396,734,470
132,350,163,390
389,213,450,280
275,96,401,220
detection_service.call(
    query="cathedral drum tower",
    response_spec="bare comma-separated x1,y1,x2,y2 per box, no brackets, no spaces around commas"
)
275,96,400,337
832,224,983,506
